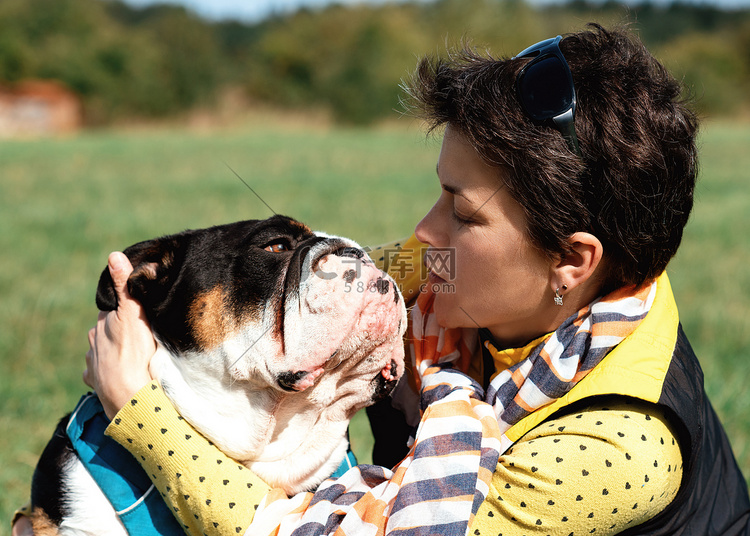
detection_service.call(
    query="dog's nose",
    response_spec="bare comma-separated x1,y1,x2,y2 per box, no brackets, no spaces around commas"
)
310,244,366,280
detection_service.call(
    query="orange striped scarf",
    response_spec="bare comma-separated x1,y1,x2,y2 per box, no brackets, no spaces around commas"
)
249,281,656,536
411,280,658,453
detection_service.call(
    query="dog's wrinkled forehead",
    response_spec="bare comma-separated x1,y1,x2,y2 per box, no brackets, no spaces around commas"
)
96,215,327,354
181,215,327,350
181,214,319,298
237,214,315,248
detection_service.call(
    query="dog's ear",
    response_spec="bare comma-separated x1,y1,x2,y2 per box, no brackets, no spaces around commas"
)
95,237,183,312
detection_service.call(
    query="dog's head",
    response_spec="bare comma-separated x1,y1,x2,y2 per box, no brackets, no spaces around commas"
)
95,215,406,404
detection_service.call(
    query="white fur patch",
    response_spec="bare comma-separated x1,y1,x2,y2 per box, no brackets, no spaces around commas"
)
58,457,127,536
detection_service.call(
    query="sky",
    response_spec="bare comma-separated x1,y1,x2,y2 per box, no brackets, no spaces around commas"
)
120,0,421,22
120,0,750,22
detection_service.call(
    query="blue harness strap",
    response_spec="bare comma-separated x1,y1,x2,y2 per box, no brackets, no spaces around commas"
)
66,393,359,533
329,449,358,479
66,393,184,535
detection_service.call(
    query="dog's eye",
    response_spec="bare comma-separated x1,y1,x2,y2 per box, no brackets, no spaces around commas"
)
264,241,289,253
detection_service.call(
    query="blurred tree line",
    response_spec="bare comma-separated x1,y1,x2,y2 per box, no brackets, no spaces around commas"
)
1,0,749,125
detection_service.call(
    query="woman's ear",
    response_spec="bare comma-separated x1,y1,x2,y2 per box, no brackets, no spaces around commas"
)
550,232,604,295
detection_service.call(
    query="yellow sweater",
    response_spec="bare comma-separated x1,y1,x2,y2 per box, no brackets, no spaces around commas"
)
107,382,681,535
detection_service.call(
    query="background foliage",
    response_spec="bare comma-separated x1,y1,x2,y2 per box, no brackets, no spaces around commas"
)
1,0,750,124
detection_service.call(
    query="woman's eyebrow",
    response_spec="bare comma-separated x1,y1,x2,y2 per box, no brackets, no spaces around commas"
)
442,182,469,200
437,162,470,199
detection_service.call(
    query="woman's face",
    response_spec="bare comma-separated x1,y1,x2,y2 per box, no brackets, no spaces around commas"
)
415,126,556,347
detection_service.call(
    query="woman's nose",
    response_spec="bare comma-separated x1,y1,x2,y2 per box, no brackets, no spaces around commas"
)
415,203,439,247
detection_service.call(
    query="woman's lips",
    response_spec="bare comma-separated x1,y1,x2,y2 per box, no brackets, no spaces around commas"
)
423,247,453,284
427,269,446,284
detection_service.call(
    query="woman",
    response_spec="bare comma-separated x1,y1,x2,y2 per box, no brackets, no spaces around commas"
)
17,24,749,536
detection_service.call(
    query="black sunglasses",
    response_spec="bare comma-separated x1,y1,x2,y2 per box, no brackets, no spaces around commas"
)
514,35,581,156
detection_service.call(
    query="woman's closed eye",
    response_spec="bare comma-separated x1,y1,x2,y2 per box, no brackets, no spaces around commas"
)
452,208,477,226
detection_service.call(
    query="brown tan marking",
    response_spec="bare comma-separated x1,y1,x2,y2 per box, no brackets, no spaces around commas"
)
188,286,236,350
161,250,174,269
130,261,159,281
288,220,312,235
28,507,62,536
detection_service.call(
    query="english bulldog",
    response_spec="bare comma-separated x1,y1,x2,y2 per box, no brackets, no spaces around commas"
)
26,215,407,535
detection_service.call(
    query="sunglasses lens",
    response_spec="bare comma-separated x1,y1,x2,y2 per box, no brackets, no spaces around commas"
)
518,56,574,121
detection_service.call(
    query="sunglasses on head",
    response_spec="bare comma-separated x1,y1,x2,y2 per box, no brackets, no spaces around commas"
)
514,35,581,156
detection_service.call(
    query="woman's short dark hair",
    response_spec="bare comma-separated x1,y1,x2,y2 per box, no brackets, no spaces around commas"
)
405,23,698,289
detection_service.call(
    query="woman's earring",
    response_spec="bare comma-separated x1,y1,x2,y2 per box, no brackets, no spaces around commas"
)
554,284,568,306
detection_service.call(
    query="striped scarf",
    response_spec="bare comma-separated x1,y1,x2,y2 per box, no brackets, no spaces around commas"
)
412,281,657,454
248,281,657,536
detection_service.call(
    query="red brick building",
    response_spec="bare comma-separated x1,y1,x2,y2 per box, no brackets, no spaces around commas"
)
0,80,82,138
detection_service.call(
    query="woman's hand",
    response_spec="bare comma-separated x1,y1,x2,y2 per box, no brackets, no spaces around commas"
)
84,252,157,420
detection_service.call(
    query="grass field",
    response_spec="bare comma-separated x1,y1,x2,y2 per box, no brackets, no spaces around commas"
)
1,119,749,528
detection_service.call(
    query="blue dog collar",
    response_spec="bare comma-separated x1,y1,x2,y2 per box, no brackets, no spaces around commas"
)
330,449,358,479
66,393,184,535
66,393,360,532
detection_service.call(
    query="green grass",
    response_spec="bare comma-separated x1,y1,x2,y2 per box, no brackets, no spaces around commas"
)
667,121,750,473
1,119,749,528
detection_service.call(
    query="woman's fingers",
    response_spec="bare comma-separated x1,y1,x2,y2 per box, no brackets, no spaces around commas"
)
108,252,138,317
84,252,156,420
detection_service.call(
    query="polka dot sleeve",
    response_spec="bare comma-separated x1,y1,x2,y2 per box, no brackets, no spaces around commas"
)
471,399,683,535
105,381,270,536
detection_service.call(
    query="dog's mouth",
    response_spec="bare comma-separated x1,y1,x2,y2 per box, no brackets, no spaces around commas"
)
276,368,324,392
277,356,400,395
372,358,400,400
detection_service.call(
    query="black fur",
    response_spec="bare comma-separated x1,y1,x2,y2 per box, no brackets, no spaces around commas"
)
30,416,76,525
95,215,324,354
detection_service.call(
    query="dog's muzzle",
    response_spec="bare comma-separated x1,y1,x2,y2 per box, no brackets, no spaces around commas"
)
275,239,404,393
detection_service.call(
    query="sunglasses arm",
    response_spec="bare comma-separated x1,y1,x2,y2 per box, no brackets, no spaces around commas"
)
552,108,581,156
